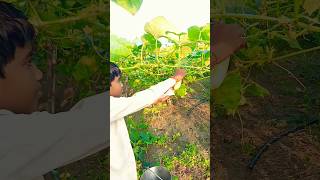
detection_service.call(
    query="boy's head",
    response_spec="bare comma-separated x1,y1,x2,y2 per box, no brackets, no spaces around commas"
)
110,62,122,97
0,2,43,114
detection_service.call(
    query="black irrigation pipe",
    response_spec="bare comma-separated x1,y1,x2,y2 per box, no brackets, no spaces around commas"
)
248,117,320,170
187,99,208,116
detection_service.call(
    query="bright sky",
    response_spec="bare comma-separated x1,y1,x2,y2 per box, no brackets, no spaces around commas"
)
110,0,210,42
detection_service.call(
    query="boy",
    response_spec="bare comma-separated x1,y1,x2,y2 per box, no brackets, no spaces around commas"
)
0,2,107,180
110,62,186,179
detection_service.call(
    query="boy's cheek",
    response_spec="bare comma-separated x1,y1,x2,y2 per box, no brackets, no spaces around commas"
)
8,69,40,112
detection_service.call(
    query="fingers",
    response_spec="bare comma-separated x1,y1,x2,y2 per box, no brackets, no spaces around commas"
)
154,95,170,104
173,69,187,81
211,23,247,64
160,96,170,102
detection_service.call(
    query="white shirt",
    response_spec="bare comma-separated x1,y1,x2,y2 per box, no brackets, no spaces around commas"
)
0,93,108,180
110,78,176,180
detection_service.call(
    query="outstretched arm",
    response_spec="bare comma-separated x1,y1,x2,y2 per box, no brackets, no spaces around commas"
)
110,78,176,122
110,69,186,122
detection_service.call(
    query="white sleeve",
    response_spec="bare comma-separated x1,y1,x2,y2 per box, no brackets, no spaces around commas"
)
0,92,108,180
110,78,176,122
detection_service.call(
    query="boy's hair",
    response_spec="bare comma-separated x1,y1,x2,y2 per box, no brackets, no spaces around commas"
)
0,1,36,78
110,62,121,86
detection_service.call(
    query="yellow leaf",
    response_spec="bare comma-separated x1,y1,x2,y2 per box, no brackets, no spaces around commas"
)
79,56,97,72
134,79,141,84
180,46,192,58
303,0,320,15
205,59,210,66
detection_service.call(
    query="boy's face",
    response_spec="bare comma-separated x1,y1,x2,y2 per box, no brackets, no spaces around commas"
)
0,43,43,114
110,76,122,97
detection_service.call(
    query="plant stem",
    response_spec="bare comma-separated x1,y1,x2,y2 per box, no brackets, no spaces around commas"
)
34,6,106,27
212,13,320,32
28,0,42,24
120,64,209,70
156,39,159,62
140,45,144,63
212,13,283,22
272,61,306,90
237,111,244,148
240,45,320,64
271,45,320,61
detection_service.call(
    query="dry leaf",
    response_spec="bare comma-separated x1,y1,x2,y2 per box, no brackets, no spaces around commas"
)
303,0,320,15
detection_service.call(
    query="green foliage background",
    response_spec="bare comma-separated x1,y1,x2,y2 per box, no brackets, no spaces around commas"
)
9,0,108,103
212,0,320,115
111,18,210,95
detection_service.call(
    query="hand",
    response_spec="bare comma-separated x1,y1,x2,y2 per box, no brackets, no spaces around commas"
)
154,95,170,104
172,69,186,82
212,22,246,65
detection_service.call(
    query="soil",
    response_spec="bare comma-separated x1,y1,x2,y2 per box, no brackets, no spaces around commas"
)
57,148,109,180
212,52,320,180
143,78,211,179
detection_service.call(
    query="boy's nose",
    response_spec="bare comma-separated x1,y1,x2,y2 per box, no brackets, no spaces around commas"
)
33,64,43,81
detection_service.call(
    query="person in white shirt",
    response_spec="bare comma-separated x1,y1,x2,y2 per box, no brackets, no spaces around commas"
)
0,2,107,180
110,62,186,180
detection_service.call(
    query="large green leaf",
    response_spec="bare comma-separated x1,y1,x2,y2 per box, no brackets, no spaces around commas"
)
110,35,133,61
144,16,180,39
141,33,162,52
201,23,210,41
188,26,201,41
245,82,270,97
212,71,242,114
188,24,210,42
112,0,143,15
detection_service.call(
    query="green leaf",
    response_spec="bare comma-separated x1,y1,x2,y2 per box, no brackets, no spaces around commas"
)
142,33,162,52
294,0,303,15
188,26,201,41
212,71,242,114
201,23,210,41
140,133,150,143
144,16,180,39
303,0,320,15
175,84,187,97
245,82,270,97
138,122,148,129
287,37,302,49
130,130,140,142
56,63,72,76
72,63,90,82
110,34,133,61
112,0,143,15
78,56,98,72
72,56,98,82
172,176,179,180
